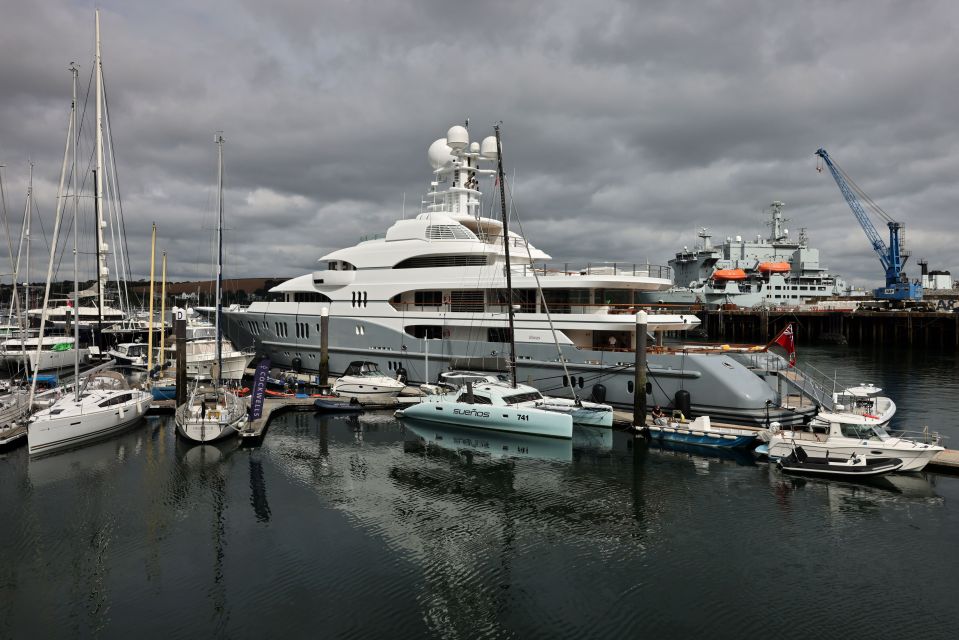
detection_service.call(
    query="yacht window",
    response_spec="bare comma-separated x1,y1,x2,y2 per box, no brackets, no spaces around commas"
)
414,291,443,306
294,292,330,303
424,225,477,241
488,328,512,343
394,254,487,269
503,391,544,404
456,393,493,404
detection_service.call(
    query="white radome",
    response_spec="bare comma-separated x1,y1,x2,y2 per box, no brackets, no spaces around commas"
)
469,141,480,153
446,125,469,149
428,138,454,169
480,135,497,159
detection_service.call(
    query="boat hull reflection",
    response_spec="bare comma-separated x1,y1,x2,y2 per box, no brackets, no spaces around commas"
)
402,418,573,463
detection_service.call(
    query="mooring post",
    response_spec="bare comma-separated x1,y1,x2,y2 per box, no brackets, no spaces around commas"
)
175,309,187,406
319,306,330,386
633,311,648,430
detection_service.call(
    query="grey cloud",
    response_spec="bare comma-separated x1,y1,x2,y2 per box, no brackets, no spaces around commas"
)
1,0,957,291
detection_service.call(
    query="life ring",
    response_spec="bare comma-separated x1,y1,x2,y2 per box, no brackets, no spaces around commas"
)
442,328,451,338
442,296,451,305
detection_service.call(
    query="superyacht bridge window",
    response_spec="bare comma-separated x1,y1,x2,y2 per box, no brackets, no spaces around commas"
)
293,292,330,303
394,255,487,269
424,225,477,240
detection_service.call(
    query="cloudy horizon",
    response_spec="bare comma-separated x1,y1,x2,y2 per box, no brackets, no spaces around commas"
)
1,0,957,291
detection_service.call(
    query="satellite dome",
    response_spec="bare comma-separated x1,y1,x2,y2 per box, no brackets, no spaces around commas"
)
428,138,454,169
446,125,469,150
480,136,498,159
469,141,480,153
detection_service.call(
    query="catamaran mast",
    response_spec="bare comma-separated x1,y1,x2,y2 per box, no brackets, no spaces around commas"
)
94,9,107,333
493,125,516,388
214,133,225,389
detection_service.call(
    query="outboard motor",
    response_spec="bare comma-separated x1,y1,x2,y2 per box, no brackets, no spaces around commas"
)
396,366,408,384
591,383,607,403
674,389,691,418
291,357,302,372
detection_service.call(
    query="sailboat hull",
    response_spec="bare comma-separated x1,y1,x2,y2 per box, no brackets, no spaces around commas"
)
27,392,151,456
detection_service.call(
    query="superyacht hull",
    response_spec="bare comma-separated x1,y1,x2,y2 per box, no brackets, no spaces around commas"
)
223,312,814,427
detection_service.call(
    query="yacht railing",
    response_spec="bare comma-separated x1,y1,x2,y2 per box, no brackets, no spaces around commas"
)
887,427,945,446
730,351,835,410
390,301,681,316
516,262,671,279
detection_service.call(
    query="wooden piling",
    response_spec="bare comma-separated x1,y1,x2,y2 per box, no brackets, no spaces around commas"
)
633,311,647,429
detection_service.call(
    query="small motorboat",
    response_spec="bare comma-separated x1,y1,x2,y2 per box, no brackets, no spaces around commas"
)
646,413,758,449
777,446,903,478
314,398,363,413
333,361,406,404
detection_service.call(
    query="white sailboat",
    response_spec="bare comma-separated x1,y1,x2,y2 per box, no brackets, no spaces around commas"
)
27,40,151,456
175,134,248,443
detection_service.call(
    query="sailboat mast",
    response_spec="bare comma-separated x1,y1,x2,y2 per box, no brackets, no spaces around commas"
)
24,164,32,322
494,125,516,388
147,222,156,377
214,133,225,388
94,9,107,330
28,86,73,407
72,63,80,400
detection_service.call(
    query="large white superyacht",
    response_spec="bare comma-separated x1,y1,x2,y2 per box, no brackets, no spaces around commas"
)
223,126,817,426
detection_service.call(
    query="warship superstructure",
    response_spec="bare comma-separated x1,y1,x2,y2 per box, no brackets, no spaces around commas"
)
639,201,849,307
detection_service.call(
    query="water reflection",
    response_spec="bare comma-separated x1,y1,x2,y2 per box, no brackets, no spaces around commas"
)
401,418,574,463
643,438,758,468
770,468,943,513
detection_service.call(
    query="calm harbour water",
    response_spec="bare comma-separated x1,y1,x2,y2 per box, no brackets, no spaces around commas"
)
2,344,958,639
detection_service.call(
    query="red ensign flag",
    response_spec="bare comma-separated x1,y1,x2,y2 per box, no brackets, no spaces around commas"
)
772,323,796,367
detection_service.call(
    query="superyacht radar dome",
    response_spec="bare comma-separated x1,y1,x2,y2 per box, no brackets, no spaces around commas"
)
446,125,469,150
480,136,498,159
428,138,454,170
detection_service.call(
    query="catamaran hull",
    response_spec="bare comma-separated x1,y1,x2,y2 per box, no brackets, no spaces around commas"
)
27,396,151,456
397,401,573,438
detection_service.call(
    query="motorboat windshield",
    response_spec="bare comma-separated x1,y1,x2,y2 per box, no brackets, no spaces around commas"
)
343,361,387,377
837,422,890,441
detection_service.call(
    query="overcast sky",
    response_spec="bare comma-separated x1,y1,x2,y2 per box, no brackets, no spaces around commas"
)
1,0,957,290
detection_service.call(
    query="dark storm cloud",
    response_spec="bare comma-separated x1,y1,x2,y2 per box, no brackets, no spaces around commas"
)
1,0,957,290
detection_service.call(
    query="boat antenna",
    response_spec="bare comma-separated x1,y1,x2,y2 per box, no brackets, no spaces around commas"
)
494,124,516,388
214,132,225,391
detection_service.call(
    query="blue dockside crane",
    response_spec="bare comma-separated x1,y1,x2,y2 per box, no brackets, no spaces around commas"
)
815,148,923,301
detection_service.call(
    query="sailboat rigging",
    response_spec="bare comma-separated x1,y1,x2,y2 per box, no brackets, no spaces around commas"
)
27,28,153,456
174,133,249,443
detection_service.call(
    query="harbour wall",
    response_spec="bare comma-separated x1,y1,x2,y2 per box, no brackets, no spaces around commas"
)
696,308,959,349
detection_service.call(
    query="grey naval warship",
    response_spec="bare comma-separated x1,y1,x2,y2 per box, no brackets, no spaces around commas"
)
638,201,850,307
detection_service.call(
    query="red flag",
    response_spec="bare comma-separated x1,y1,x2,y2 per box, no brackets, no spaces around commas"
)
770,323,796,366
